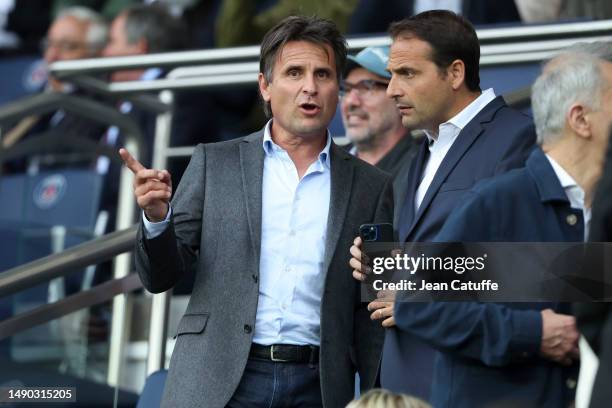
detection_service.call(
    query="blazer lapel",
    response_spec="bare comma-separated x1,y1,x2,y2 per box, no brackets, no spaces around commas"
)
239,131,265,265
322,143,354,276
397,139,429,241
404,97,505,240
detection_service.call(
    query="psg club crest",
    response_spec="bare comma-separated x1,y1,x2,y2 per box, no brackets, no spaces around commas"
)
23,59,48,92
33,175,67,209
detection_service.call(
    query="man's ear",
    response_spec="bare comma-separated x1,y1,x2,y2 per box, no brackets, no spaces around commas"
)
447,59,466,91
567,103,591,139
258,73,271,102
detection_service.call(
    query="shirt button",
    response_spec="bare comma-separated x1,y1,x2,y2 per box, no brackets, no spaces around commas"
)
566,378,577,389
285,266,291,273
289,230,296,237
566,214,578,226
243,324,252,334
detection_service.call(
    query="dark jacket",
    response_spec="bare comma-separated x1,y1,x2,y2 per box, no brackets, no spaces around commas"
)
383,96,536,399
395,148,580,408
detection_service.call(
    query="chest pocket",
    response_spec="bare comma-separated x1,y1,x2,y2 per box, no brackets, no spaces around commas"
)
174,313,209,338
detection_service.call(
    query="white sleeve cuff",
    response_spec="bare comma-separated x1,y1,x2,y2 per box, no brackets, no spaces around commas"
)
142,206,172,239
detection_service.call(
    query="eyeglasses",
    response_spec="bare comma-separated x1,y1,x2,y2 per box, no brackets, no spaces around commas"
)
339,79,389,98
41,38,89,53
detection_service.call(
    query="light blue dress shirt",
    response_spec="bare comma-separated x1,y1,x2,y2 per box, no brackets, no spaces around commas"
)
254,121,331,346
143,120,332,346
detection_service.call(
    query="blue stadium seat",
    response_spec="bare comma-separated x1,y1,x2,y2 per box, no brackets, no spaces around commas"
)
0,169,104,272
0,169,105,357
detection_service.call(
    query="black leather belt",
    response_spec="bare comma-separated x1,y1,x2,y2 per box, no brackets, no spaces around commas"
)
250,344,319,364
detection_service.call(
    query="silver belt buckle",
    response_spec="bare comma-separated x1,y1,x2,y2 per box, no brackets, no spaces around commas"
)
270,345,289,362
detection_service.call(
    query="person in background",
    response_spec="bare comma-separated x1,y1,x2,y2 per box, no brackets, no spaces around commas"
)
44,6,107,91
341,45,419,236
103,3,187,82
341,45,417,179
2,6,108,166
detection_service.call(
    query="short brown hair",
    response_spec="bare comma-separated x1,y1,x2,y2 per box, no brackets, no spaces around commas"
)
259,15,347,117
389,10,481,92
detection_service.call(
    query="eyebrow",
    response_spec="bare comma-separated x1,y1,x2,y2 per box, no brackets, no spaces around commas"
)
388,66,418,76
314,67,333,74
283,64,304,72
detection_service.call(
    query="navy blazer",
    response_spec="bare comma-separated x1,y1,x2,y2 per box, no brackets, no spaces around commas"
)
384,96,536,399
394,148,580,408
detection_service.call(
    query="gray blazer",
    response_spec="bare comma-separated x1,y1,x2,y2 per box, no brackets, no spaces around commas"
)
135,130,394,408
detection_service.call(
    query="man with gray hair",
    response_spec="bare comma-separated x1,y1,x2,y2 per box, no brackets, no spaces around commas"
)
2,6,107,155
386,43,612,408
44,6,108,91
103,3,187,82
99,3,188,167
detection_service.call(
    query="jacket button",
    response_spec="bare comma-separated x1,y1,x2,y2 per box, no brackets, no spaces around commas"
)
243,324,252,333
566,214,578,226
566,378,577,389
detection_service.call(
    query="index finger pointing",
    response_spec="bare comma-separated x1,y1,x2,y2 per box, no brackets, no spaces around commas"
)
119,148,145,173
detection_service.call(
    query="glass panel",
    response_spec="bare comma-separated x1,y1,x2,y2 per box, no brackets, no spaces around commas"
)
0,292,142,407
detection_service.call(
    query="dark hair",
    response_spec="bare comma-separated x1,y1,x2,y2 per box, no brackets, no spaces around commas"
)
259,15,347,117
389,10,481,92
124,4,189,53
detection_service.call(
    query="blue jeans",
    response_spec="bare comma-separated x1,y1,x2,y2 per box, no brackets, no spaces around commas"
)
226,358,322,407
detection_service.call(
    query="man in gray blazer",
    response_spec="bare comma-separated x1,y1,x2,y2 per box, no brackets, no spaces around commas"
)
120,16,393,408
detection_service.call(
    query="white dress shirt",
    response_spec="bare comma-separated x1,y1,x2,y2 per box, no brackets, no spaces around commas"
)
545,155,591,241
143,120,332,346
415,88,496,212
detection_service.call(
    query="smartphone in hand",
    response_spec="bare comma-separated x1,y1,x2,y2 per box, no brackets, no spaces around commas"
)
359,223,394,242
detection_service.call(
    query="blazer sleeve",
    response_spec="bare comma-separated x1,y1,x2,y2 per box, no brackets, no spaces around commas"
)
494,120,536,175
392,187,542,367
135,144,206,293
394,301,542,367
353,175,394,389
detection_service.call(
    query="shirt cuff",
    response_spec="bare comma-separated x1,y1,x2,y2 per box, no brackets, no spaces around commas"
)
142,206,172,239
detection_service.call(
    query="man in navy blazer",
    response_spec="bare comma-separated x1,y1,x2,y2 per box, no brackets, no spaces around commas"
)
393,49,612,407
351,10,535,400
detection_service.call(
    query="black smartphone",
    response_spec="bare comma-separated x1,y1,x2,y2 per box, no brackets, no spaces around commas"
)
359,223,394,242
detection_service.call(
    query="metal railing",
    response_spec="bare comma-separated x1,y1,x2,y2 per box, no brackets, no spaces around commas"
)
48,20,612,98
0,225,140,336
0,91,149,387
49,19,612,78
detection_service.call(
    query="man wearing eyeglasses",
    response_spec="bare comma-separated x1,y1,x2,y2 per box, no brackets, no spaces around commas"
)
43,7,108,92
2,7,108,160
341,46,418,179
